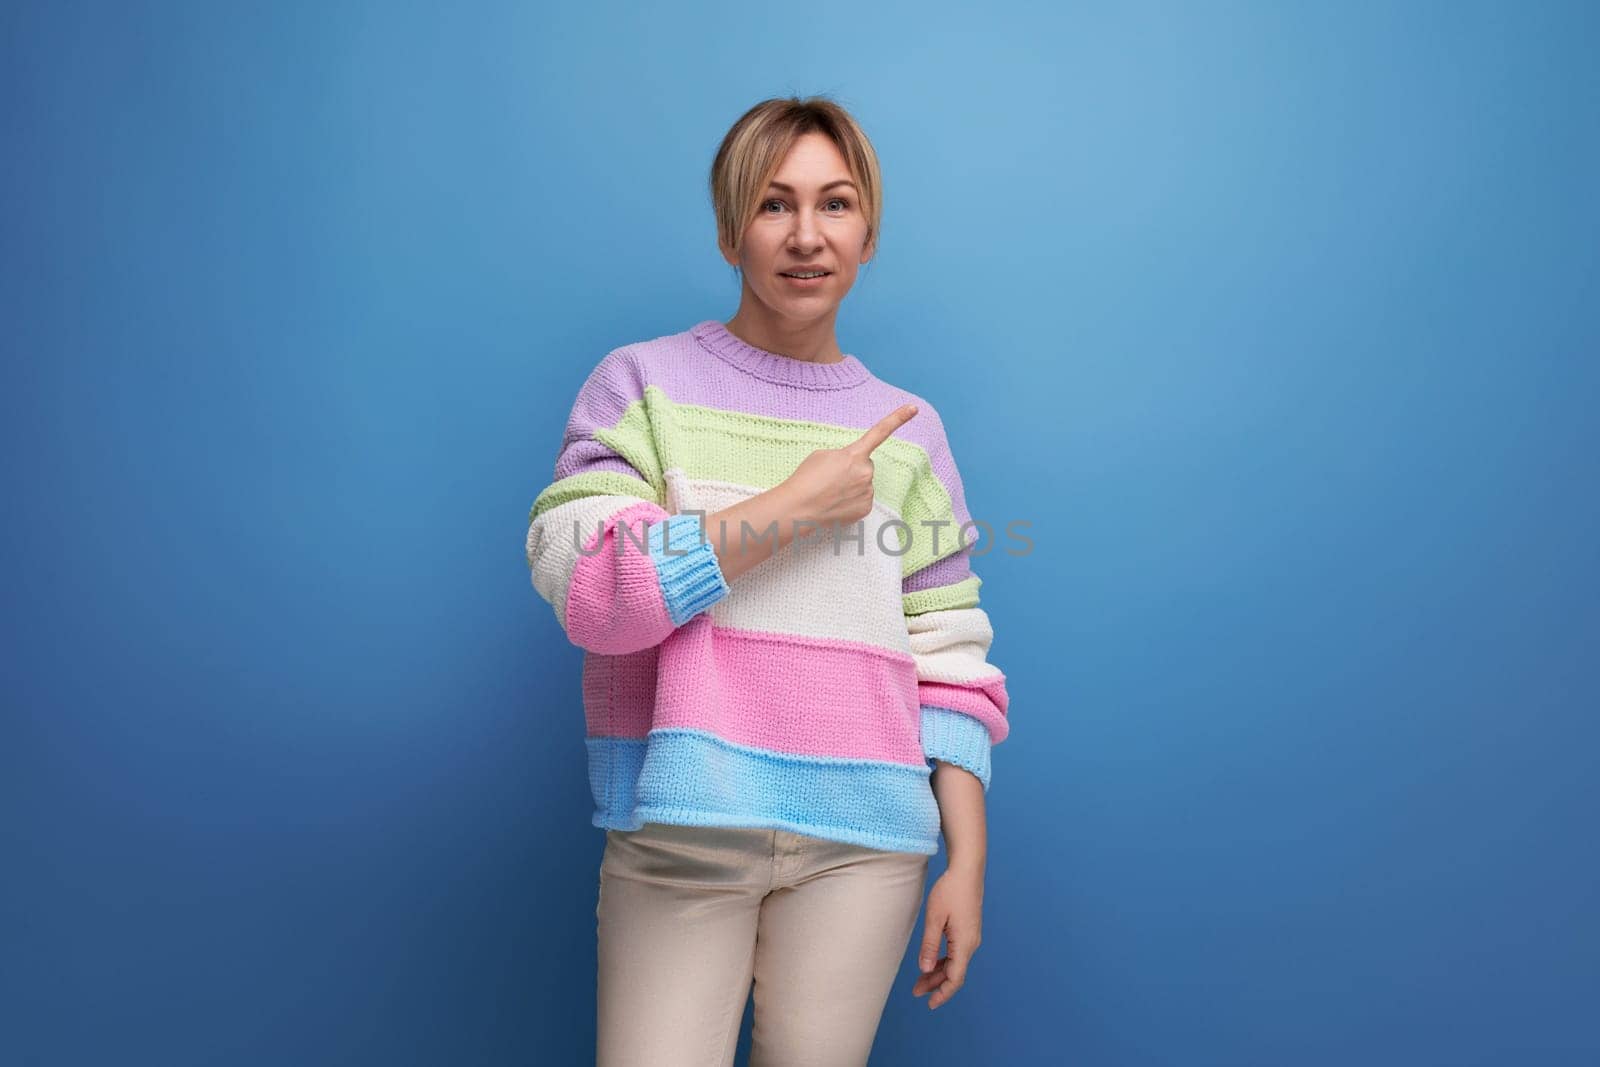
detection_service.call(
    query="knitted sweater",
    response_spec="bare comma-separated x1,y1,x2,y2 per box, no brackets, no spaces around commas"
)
524,319,1010,855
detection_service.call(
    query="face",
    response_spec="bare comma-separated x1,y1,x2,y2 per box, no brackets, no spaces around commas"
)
719,131,876,324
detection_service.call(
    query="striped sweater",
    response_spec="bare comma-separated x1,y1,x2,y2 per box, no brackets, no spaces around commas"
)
524,319,1009,855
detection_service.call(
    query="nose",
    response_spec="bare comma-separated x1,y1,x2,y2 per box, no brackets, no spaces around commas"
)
787,208,823,254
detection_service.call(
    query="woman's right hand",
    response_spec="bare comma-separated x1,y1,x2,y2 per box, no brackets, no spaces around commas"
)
778,403,919,538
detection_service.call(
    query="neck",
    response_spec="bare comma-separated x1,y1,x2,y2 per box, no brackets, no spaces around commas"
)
723,305,844,365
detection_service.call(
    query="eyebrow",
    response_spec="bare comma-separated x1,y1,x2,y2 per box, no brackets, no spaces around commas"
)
767,180,858,194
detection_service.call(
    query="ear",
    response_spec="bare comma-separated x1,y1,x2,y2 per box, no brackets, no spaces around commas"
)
717,235,741,270
860,231,877,265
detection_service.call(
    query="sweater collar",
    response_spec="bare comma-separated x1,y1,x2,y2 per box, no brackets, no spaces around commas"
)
691,319,872,390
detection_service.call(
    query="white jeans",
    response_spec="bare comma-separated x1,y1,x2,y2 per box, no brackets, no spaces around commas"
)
595,821,930,1066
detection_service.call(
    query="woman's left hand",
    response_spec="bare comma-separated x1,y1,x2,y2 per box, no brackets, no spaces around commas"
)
912,864,984,1009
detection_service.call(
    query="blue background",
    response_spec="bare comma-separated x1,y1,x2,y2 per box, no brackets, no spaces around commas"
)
4,2,1596,1064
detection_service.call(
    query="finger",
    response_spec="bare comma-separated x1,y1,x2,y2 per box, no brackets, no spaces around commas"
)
911,960,948,995
944,951,969,989
846,403,918,457
930,974,962,1009
928,979,960,1011
947,931,976,985
918,919,944,973
930,937,972,1009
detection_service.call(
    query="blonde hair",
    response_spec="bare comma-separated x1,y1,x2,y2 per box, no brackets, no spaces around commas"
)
709,95,883,262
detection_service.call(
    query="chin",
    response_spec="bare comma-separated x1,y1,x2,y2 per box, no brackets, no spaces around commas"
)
765,288,833,306
779,298,840,317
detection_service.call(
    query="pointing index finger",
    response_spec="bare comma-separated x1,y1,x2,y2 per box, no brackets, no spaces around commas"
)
848,403,919,456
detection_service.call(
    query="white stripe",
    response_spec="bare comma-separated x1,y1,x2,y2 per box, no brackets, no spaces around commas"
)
906,606,1006,685
664,469,913,654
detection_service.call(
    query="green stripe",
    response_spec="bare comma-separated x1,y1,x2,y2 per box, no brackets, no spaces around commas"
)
649,387,963,577
903,576,982,616
529,470,659,521
593,398,666,500
532,387,966,577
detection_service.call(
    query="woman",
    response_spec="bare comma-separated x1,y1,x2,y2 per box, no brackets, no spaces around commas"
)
525,96,1011,1066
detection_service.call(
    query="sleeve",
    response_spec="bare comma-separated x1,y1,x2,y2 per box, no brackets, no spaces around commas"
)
525,348,730,655
901,406,1010,793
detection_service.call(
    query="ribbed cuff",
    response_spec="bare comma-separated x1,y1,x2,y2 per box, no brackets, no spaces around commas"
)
647,513,730,625
921,706,993,792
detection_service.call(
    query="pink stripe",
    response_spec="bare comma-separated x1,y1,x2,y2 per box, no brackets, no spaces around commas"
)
919,675,1010,743
566,499,673,655
581,644,659,737
586,624,926,766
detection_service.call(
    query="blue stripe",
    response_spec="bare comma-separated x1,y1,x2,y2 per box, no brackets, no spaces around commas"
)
584,728,942,855
646,513,730,624
920,706,993,792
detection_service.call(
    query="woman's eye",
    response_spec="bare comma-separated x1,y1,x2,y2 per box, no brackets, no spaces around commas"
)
763,197,849,214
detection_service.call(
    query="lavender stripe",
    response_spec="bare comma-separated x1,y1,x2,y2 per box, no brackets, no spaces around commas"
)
553,437,643,482
903,549,974,592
